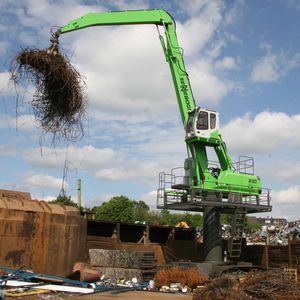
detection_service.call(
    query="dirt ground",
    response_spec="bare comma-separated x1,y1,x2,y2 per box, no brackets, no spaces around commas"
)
7,291,193,300
5,291,193,300
77,291,192,299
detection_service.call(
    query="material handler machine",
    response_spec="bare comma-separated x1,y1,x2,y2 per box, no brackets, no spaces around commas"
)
52,9,271,265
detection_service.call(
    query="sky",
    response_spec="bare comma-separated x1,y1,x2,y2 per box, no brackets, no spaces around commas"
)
0,0,300,220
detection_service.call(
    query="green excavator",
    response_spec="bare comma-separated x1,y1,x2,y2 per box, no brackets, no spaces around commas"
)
51,9,271,263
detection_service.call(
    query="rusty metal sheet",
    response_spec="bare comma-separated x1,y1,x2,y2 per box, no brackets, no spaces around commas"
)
0,189,87,276
86,220,200,266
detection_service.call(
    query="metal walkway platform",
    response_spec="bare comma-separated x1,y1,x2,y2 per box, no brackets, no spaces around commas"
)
157,164,272,215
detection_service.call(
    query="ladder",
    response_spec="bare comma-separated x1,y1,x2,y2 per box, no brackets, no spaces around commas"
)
228,207,247,259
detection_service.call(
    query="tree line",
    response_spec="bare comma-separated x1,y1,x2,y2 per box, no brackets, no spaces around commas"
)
50,194,260,231
50,194,203,227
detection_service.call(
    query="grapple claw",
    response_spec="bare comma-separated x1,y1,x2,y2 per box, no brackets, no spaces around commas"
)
47,30,61,56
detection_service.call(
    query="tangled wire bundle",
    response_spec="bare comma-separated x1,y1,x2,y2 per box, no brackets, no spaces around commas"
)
155,267,208,289
193,275,241,300
11,47,86,143
193,270,300,300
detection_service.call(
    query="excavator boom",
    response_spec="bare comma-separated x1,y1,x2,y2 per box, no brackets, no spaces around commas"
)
60,10,173,31
59,9,195,125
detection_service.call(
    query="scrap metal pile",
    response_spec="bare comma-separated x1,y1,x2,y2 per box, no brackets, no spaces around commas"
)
10,37,86,143
193,269,300,300
155,267,208,293
89,249,157,283
257,221,300,245
0,266,147,298
197,220,300,246
1,265,300,299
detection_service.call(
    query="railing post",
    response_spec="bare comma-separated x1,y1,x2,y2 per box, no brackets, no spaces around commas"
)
288,235,292,267
265,233,269,271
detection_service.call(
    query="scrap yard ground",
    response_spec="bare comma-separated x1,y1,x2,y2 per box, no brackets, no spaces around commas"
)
86,291,191,300
8,291,192,300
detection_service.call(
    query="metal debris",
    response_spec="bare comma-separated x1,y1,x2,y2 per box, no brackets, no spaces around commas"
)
0,266,147,298
207,219,300,246
193,269,300,300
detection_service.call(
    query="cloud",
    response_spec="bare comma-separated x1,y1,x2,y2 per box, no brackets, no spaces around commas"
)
0,1,108,57
177,0,209,18
9,1,104,30
0,144,17,156
139,190,157,210
23,145,118,170
177,0,244,54
59,0,238,114
207,39,226,58
0,41,9,55
256,186,300,220
177,1,224,56
223,0,245,26
284,0,300,11
24,172,67,190
95,160,160,182
257,185,300,221
22,143,170,184
251,53,280,83
189,59,234,105
105,0,149,10
215,56,237,71
87,194,115,208
0,114,37,131
38,195,56,202
272,186,300,205
88,110,185,154
0,72,10,95
262,161,300,183
22,135,184,185
222,111,300,154
251,50,300,83
67,25,175,117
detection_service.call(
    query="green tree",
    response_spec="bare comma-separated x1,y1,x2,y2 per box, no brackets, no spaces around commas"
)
221,213,261,233
132,200,150,222
221,213,232,225
147,210,162,225
50,194,77,207
244,220,261,233
181,212,203,228
158,209,173,225
93,196,152,223
93,195,135,223
91,194,204,227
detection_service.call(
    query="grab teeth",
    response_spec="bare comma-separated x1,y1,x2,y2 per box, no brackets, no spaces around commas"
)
47,30,60,56
47,42,59,56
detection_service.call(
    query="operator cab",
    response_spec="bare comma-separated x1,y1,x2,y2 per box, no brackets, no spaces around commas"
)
185,108,219,139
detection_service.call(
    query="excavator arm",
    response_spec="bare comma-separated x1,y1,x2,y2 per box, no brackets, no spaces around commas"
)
54,9,262,198
57,9,195,125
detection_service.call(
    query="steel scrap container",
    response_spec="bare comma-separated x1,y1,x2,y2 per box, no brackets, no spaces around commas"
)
0,189,87,275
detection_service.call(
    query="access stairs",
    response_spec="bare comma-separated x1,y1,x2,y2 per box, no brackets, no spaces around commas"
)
228,207,247,259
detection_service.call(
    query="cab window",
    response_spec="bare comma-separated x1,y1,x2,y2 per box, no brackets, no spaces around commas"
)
196,111,208,130
186,113,195,134
210,113,216,129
